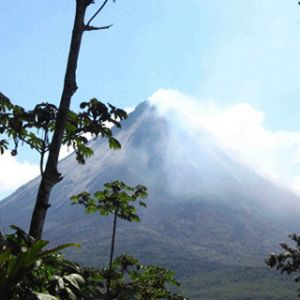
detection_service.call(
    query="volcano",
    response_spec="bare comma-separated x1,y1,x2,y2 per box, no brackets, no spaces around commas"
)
1,100,300,299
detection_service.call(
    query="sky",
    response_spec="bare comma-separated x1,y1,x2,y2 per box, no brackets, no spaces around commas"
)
1,0,300,199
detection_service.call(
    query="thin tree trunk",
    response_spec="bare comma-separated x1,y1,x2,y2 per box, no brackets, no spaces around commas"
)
29,0,92,239
107,205,119,294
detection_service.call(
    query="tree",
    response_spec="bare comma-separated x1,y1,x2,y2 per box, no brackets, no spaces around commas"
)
0,0,120,240
29,0,117,240
0,2,187,299
71,181,186,299
266,234,300,297
0,213,186,299
71,181,148,295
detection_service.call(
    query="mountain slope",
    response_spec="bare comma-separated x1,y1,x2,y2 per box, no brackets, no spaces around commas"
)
1,100,300,299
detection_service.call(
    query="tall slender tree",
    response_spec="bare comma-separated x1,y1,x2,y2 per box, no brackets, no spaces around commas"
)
29,0,116,239
0,0,121,239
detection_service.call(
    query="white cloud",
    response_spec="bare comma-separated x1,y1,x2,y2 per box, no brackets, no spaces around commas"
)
0,152,39,199
292,177,300,194
125,106,134,114
150,88,300,193
59,145,74,160
2,88,300,198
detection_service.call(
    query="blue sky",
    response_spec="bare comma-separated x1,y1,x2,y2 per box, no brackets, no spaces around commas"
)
1,1,300,199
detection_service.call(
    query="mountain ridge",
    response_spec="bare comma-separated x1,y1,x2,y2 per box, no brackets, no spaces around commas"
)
1,100,300,299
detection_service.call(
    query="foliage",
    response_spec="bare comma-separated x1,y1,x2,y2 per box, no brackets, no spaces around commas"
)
72,181,148,294
0,1,187,298
71,181,147,221
0,93,127,167
0,226,186,300
100,254,186,300
266,233,300,297
71,181,186,299
0,225,82,300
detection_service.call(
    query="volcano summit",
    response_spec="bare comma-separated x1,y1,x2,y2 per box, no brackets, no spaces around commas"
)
1,100,300,299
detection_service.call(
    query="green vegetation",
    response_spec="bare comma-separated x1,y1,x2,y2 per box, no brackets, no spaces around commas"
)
71,181,185,299
2,1,300,299
71,180,148,293
266,233,300,298
0,225,185,299
181,267,298,300
0,225,82,299
0,1,186,299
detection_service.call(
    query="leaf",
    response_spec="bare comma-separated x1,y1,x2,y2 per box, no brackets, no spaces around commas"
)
108,137,121,150
35,293,59,300
65,287,77,300
63,273,85,289
42,243,81,258
53,275,65,290
131,215,140,223
0,139,8,154
0,250,11,263
139,201,147,208
79,102,88,109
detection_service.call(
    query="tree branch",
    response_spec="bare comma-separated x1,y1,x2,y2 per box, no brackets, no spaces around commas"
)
84,24,113,31
86,0,110,27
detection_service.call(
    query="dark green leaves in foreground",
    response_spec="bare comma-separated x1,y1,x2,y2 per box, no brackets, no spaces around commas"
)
99,254,187,300
71,181,147,222
0,225,186,299
0,93,127,165
64,99,127,164
0,225,81,300
266,233,300,297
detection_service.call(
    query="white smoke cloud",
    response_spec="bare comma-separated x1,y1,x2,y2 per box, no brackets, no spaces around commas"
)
0,142,84,200
124,106,134,114
0,152,39,199
2,90,299,199
150,88,300,194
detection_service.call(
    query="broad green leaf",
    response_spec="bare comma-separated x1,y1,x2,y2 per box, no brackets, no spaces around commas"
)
108,137,121,150
63,273,85,289
36,293,59,300
42,243,80,258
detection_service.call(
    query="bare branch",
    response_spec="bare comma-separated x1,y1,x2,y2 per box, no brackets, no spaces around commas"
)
87,0,110,27
84,24,113,31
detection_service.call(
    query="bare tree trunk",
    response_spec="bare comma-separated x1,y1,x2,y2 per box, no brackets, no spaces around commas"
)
107,205,119,294
29,0,93,239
